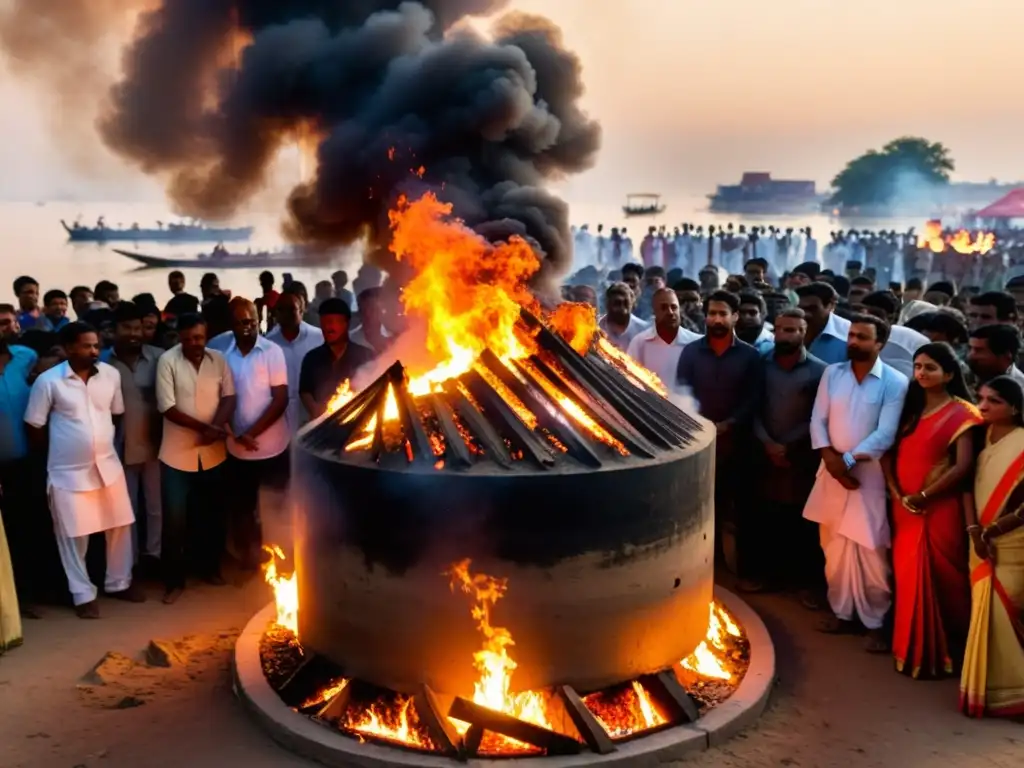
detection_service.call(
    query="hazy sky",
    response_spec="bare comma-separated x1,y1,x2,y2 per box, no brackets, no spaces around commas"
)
2,0,1023,203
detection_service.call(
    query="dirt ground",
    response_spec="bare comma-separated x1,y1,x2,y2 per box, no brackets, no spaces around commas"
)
1,580,1021,768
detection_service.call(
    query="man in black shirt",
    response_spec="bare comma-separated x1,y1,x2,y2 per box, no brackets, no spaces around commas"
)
164,270,200,319
299,298,377,419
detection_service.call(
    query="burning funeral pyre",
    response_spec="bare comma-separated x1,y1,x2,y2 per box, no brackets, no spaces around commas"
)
917,219,996,255
254,192,749,759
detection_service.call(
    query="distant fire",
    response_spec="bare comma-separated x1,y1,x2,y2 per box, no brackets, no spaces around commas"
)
917,219,995,255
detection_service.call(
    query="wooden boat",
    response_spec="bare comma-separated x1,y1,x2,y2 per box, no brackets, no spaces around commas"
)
114,248,321,269
622,193,666,218
63,218,253,243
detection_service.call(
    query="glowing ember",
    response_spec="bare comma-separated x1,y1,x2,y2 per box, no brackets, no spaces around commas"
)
300,677,349,711
343,695,430,748
582,681,668,739
263,545,298,636
595,337,668,396
445,559,553,749
681,603,743,682
917,220,995,255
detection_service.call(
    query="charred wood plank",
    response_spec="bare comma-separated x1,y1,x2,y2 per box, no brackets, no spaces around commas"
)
429,394,473,469
311,679,353,721
276,653,346,710
302,374,388,452
556,685,617,755
646,670,700,724
461,369,555,469
588,352,702,435
478,349,602,468
388,369,434,466
520,356,657,459
461,723,484,758
413,684,461,757
442,384,513,469
370,387,387,463
447,696,582,756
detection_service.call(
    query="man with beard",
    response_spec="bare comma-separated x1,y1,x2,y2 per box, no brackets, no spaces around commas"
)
25,322,144,618
804,314,908,652
736,290,774,354
749,309,827,599
676,290,763,575
598,282,649,352
626,288,700,390
860,290,928,379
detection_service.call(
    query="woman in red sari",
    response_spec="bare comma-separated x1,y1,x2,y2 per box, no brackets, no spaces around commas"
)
884,342,982,677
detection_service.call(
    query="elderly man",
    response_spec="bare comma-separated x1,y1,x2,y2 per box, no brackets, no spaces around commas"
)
598,282,649,352
804,314,908,652
626,287,700,389
222,298,289,569
25,322,145,618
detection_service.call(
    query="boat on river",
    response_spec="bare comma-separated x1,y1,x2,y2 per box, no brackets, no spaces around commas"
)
114,248,321,269
63,217,253,243
622,193,666,218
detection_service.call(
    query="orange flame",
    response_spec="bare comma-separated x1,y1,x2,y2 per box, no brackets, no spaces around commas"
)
917,220,995,254
344,696,429,747
262,545,298,636
445,559,552,743
681,603,743,681
548,302,598,355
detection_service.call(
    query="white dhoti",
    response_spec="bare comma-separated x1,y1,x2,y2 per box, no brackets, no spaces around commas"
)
49,473,135,606
818,522,891,629
804,458,892,629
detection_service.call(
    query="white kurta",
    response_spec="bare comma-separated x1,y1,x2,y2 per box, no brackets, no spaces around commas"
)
804,359,909,627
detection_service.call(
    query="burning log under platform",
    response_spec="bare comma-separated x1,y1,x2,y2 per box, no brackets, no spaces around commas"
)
292,309,715,697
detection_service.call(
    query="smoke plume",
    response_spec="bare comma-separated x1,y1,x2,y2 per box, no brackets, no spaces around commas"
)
3,1,600,280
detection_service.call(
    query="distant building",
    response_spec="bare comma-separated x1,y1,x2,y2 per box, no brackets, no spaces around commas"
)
709,172,821,214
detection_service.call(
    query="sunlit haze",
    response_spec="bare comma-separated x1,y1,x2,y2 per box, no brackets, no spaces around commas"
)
2,0,1022,204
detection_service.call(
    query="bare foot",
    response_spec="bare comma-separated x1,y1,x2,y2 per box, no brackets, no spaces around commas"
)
162,588,184,605
108,583,147,603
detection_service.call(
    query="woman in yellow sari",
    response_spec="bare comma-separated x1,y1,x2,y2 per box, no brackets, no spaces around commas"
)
0,507,23,653
961,376,1024,717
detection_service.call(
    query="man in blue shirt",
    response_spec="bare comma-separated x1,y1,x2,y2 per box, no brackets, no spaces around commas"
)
796,282,850,365
0,311,42,615
37,290,71,332
13,276,41,331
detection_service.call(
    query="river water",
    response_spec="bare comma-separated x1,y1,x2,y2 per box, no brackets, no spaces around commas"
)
0,196,923,307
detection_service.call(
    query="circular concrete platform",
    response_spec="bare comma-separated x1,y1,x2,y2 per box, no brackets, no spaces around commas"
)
232,587,775,767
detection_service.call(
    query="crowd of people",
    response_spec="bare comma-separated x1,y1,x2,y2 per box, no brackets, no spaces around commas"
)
1,242,1023,721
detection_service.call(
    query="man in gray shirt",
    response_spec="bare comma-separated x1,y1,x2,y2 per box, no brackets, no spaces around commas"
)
747,308,828,602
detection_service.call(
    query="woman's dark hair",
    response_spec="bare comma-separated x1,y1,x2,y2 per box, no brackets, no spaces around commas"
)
979,375,1024,427
896,342,973,440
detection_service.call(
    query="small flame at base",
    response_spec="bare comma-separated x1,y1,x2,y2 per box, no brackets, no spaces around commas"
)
681,603,743,681
263,545,299,636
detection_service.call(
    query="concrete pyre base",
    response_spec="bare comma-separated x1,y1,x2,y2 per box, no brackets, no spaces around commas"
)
231,587,775,768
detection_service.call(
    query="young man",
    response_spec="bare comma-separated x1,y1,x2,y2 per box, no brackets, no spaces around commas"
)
349,287,392,356
25,322,145,618
332,270,354,309
966,291,1017,331
155,313,235,604
13,276,40,330
751,308,828,599
266,291,324,432
164,271,200,318
107,302,165,571
69,286,94,320
598,282,649,352
677,290,764,576
38,290,70,332
966,323,1024,389
222,298,289,569
860,290,928,379
796,282,851,365
625,287,700,389
804,314,909,652
300,299,376,419
255,271,281,332
736,290,774,354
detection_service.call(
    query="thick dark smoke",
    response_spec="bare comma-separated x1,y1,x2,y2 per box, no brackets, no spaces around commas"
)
3,0,600,280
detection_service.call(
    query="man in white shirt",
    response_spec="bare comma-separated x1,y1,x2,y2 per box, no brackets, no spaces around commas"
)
222,298,289,570
156,313,236,604
25,322,145,618
626,288,700,388
804,314,909,652
598,282,649,352
266,291,323,433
